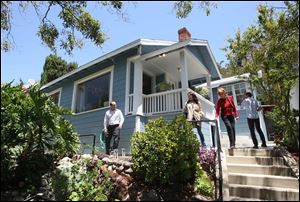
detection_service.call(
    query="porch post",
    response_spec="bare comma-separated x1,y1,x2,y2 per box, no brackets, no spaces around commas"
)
206,74,213,102
133,60,143,116
180,50,189,104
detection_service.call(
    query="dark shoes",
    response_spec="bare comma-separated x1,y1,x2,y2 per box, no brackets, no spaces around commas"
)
253,144,267,149
261,143,267,148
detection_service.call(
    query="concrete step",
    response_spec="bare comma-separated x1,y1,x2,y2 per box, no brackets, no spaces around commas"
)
229,184,299,201
227,163,293,176
229,196,269,201
226,148,280,157
228,172,299,189
226,156,285,166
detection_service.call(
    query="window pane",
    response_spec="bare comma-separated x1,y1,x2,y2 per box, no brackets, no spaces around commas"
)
50,92,59,105
236,95,244,106
76,72,110,113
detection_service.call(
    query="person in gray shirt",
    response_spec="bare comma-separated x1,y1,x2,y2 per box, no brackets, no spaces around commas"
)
241,92,267,149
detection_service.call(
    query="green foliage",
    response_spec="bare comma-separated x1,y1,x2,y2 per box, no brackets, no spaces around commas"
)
223,1,299,150
40,54,78,86
1,82,80,192
266,108,299,151
1,1,123,54
194,163,214,197
196,87,210,100
130,115,200,185
52,155,112,201
174,1,217,18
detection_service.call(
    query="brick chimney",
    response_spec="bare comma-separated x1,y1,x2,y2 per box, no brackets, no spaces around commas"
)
178,27,191,42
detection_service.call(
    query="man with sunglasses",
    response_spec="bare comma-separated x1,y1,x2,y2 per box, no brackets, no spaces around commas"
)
103,101,124,155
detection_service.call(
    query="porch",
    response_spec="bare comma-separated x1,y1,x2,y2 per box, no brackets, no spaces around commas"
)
125,44,216,121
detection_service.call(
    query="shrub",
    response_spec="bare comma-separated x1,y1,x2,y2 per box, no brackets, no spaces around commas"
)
194,163,215,197
1,82,80,192
52,155,112,201
130,115,200,185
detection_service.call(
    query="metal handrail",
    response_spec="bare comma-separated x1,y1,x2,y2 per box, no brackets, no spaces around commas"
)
79,133,96,155
190,119,223,201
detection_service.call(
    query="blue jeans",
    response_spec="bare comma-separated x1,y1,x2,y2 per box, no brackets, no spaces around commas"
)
196,126,206,147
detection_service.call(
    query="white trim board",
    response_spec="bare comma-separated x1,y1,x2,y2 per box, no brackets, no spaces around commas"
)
46,87,62,106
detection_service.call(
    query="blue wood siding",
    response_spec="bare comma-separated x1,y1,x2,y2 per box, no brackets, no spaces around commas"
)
141,45,169,55
187,46,220,81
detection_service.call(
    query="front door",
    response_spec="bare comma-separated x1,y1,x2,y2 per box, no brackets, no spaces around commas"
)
143,73,152,95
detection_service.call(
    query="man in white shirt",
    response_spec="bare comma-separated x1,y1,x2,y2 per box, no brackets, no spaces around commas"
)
241,92,267,149
103,101,124,155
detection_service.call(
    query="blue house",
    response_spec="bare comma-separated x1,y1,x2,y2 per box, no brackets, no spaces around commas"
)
41,28,222,152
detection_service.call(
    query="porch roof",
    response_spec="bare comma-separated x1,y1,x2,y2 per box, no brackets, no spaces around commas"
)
196,73,250,89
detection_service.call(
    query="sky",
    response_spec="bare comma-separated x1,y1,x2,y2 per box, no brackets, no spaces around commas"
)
1,1,285,84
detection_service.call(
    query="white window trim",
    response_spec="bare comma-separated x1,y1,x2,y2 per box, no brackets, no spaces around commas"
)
125,56,140,115
46,87,62,106
71,66,114,114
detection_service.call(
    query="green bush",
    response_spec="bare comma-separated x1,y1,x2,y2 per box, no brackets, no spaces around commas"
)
267,107,299,151
1,82,80,192
194,163,214,197
52,155,112,201
130,115,200,185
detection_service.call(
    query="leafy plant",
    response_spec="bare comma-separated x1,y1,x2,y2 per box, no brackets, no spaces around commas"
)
194,163,214,197
52,155,112,201
1,82,80,192
130,115,200,185
196,87,210,100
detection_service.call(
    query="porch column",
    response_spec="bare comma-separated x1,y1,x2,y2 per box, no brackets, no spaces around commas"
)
133,60,143,116
180,50,189,104
206,74,213,102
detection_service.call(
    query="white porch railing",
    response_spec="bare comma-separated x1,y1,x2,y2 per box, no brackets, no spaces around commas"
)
143,89,183,114
127,88,215,118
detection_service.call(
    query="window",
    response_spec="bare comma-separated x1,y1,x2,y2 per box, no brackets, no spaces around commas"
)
220,82,247,107
73,69,112,113
47,88,61,106
50,92,60,105
234,82,246,106
221,85,233,96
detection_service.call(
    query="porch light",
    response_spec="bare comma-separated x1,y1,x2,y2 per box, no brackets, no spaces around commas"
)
177,66,181,72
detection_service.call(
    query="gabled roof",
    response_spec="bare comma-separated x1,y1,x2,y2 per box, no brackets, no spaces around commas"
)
40,39,176,90
40,38,222,90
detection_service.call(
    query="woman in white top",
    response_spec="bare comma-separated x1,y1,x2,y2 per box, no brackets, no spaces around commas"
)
184,91,206,147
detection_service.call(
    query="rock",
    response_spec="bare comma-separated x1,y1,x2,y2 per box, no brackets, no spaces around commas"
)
108,166,113,171
124,168,133,174
41,179,48,187
117,165,124,172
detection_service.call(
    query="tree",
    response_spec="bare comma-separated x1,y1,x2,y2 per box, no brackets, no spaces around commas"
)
223,1,299,150
1,1,216,55
40,54,78,86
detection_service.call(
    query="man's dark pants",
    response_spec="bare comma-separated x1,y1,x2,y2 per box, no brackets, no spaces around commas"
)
105,124,120,155
247,118,266,147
